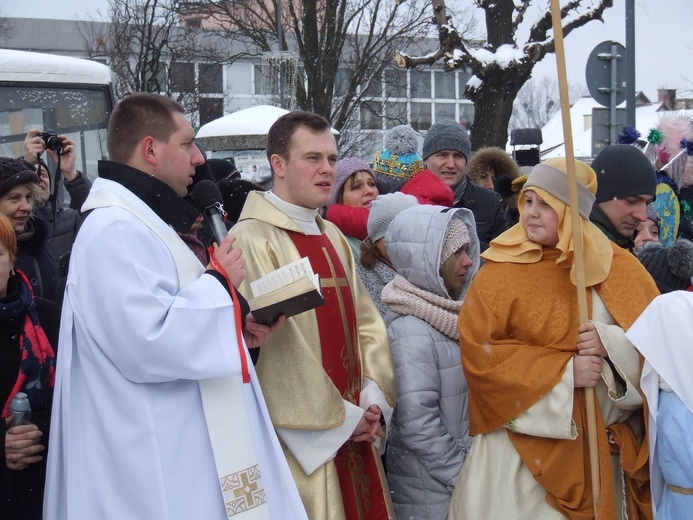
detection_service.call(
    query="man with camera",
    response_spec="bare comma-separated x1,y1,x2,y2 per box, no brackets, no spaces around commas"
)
22,130,92,290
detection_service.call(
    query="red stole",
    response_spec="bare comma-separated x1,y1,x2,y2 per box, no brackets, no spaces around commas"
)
288,231,389,520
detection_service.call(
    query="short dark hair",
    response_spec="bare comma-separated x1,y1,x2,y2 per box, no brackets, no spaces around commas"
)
107,93,185,164
266,111,331,165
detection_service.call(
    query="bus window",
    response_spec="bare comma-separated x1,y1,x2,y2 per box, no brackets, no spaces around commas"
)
0,49,114,193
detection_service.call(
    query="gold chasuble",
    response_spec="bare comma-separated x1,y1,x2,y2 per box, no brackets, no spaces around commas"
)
230,192,395,520
288,231,390,520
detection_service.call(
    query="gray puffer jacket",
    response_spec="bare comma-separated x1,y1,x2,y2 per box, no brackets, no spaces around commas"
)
383,205,480,520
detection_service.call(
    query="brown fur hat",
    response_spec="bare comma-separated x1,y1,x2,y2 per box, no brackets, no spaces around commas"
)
465,147,521,184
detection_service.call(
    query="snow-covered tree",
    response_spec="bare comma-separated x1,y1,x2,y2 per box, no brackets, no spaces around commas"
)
396,0,613,149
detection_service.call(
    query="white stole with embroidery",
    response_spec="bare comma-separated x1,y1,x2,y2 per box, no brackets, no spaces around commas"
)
83,186,270,519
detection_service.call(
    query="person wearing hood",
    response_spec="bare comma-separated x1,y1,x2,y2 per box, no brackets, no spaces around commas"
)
381,205,479,519
449,157,659,519
626,283,693,519
589,144,657,251
0,158,58,302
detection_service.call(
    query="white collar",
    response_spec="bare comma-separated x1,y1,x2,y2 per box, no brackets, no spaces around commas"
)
265,191,322,235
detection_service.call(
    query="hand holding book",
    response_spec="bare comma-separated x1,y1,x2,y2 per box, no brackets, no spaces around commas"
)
248,257,325,326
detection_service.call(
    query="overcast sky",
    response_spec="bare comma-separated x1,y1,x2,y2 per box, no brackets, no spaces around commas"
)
3,0,692,101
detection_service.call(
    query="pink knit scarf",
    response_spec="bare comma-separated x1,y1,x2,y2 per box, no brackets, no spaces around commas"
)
381,275,462,340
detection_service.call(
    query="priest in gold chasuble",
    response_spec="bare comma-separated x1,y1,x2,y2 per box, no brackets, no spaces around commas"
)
230,111,395,520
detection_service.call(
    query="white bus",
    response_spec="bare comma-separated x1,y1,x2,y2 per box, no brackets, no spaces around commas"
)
0,49,114,183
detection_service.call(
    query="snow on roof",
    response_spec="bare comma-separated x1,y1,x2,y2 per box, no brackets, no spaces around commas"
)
196,105,290,138
535,97,693,159
0,49,111,85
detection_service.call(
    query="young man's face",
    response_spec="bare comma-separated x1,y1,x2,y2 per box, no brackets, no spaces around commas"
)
271,126,338,209
151,112,205,197
425,150,467,188
598,195,654,238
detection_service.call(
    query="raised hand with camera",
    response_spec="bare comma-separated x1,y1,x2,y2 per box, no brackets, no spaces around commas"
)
20,130,92,299
23,129,79,183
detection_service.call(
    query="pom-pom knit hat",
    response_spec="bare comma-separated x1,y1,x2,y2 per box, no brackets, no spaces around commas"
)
636,239,693,293
372,125,424,194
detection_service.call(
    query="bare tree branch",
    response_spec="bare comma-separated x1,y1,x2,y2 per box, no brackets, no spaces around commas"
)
395,0,614,149
0,8,14,41
79,0,232,121
197,0,433,152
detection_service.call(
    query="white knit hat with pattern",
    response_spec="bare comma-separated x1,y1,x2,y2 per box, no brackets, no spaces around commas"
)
440,217,470,266
367,192,418,242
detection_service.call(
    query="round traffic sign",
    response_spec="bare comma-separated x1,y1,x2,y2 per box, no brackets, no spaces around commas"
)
585,40,627,107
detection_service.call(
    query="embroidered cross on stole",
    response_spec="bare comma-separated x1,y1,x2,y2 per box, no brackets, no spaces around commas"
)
288,231,389,520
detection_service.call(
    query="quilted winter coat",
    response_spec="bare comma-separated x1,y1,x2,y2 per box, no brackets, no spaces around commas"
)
383,205,480,520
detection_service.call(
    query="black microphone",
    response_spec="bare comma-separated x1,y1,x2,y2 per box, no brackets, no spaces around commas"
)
192,180,230,248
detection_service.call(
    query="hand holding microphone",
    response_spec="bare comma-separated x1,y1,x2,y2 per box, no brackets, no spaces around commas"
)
194,180,246,288
193,180,231,249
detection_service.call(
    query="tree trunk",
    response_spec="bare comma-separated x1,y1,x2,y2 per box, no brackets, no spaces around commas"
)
468,77,524,150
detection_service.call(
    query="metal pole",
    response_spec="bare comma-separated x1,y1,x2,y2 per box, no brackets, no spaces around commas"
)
277,0,285,109
609,42,618,146
625,0,636,127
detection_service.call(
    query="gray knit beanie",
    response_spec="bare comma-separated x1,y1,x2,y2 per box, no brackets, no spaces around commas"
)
0,157,39,198
636,239,693,293
367,192,418,242
590,144,657,204
440,217,470,267
329,157,375,207
422,120,471,161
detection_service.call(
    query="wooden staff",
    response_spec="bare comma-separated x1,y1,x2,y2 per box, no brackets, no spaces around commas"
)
549,0,600,514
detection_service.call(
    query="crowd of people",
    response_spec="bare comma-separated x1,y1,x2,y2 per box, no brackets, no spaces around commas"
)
1,91,693,520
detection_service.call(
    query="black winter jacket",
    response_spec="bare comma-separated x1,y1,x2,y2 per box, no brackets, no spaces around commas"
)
15,215,59,302
454,181,509,250
39,172,92,263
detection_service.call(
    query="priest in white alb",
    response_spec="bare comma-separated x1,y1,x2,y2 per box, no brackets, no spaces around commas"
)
43,93,306,520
